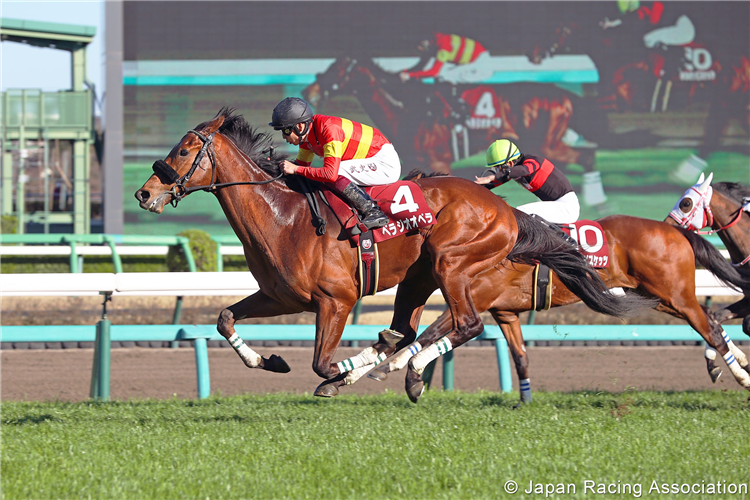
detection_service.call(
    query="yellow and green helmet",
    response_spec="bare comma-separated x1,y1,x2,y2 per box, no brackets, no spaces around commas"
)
486,139,521,168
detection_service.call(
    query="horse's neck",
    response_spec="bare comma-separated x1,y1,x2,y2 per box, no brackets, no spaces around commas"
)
212,144,310,262
713,191,750,263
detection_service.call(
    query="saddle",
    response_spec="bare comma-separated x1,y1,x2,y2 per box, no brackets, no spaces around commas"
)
301,179,436,299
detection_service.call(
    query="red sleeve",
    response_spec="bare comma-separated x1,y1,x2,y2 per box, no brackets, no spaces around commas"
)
508,157,541,180
408,60,443,79
296,159,340,183
295,118,342,183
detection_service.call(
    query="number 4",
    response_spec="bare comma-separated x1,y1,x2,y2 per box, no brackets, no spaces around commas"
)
390,185,420,214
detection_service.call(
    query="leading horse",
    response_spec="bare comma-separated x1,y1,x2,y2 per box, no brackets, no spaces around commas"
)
135,109,650,398
365,174,750,403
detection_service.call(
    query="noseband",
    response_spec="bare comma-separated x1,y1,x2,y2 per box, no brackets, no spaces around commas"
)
152,129,283,207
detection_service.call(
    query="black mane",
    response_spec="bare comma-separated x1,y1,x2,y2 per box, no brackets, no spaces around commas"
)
713,182,750,204
197,107,287,177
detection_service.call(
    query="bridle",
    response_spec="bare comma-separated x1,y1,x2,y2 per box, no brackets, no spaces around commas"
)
152,129,283,207
670,186,749,266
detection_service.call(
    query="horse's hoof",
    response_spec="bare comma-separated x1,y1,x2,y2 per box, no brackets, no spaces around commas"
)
380,328,404,347
709,367,723,384
367,367,389,382
405,370,425,404
512,401,524,410
263,355,291,373
406,380,425,404
314,381,340,398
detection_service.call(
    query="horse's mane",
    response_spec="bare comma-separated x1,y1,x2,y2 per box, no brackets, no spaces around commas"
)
713,182,750,203
403,169,450,180
197,107,286,177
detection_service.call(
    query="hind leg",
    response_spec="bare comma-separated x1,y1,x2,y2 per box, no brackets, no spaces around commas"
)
342,274,438,386
714,297,750,328
492,311,532,406
217,291,304,373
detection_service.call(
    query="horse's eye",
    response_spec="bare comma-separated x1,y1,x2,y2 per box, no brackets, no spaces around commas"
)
179,149,189,156
679,198,693,211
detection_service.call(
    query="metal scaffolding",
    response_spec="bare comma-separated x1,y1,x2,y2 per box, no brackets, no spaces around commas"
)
1,18,96,234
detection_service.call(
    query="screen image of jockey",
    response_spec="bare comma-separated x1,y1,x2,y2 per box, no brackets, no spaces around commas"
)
600,1,696,50
399,33,493,85
271,97,402,231
475,139,581,231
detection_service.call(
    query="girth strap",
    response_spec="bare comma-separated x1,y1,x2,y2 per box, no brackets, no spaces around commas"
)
532,264,552,311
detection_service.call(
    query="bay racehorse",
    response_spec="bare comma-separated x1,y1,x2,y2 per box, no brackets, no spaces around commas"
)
666,173,750,380
134,109,651,398
364,174,750,403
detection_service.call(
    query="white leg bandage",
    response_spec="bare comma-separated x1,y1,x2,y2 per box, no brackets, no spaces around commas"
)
388,342,422,372
409,337,453,375
721,330,748,368
724,351,750,388
336,347,387,374
228,333,262,368
520,378,532,402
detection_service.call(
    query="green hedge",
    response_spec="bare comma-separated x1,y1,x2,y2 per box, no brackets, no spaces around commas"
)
1,227,249,273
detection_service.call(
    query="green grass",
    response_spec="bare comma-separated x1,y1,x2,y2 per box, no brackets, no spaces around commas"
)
3,391,749,499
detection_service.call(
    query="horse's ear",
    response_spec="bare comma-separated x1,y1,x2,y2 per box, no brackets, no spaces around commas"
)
697,173,705,185
201,114,226,135
697,172,713,193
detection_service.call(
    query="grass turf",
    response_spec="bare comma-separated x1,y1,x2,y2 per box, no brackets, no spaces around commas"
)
2,391,749,499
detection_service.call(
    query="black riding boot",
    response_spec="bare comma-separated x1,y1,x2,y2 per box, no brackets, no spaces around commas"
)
530,214,578,248
341,183,389,230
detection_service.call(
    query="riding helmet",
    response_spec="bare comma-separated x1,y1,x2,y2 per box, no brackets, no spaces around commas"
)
269,97,314,130
486,139,521,168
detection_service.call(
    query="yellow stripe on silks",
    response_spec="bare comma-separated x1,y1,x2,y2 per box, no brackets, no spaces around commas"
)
459,38,475,64
340,118,354,154
353,124,374,159
296,148,315,163
324,141,344,159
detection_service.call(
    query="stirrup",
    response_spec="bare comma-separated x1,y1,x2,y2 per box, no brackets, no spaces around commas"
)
360,213,389,231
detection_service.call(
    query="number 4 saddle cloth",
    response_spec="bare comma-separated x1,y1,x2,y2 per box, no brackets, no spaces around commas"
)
324,181,436,245
323,181,436,299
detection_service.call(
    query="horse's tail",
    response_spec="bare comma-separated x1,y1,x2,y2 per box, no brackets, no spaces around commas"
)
507,210,658,317
675,226,750,293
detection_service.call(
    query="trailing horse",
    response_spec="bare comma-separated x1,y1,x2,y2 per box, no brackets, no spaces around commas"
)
363,173,750,403
667,174,750,380
134,109,652,398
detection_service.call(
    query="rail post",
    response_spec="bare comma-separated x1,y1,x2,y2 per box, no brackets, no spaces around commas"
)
90,293,112,401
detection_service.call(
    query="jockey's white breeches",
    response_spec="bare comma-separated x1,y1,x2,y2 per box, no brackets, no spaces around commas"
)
517,191,581,224
438,52,494,84
338,143,402,186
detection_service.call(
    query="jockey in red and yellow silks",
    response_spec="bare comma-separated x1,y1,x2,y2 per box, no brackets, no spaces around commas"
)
294,115,395,184
270,97,401,230
400,33,493,84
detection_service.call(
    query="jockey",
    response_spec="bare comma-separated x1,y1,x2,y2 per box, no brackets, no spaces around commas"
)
399,33,493,85
475,139,581,227
271,97,401,231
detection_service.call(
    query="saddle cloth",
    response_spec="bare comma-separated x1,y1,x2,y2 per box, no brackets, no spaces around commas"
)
325,181,436,245
560,220,609,268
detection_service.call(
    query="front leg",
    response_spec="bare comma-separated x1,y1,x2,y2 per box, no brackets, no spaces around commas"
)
217,290,304,373
312,296,358,397
714,297,750,325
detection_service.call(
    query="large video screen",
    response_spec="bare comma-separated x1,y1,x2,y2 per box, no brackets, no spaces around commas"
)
123,1,750,236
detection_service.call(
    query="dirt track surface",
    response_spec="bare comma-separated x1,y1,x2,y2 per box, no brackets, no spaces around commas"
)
2,346,744,402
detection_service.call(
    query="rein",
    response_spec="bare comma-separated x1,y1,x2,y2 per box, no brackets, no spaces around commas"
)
152,129,283,208
692,192,749,267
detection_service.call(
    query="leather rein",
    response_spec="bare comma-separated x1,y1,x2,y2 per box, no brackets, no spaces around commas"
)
692,193,749,267
152,129,283,208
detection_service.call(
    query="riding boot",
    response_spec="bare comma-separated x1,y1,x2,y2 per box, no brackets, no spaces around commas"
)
530,214,578,248
341,183,389,230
